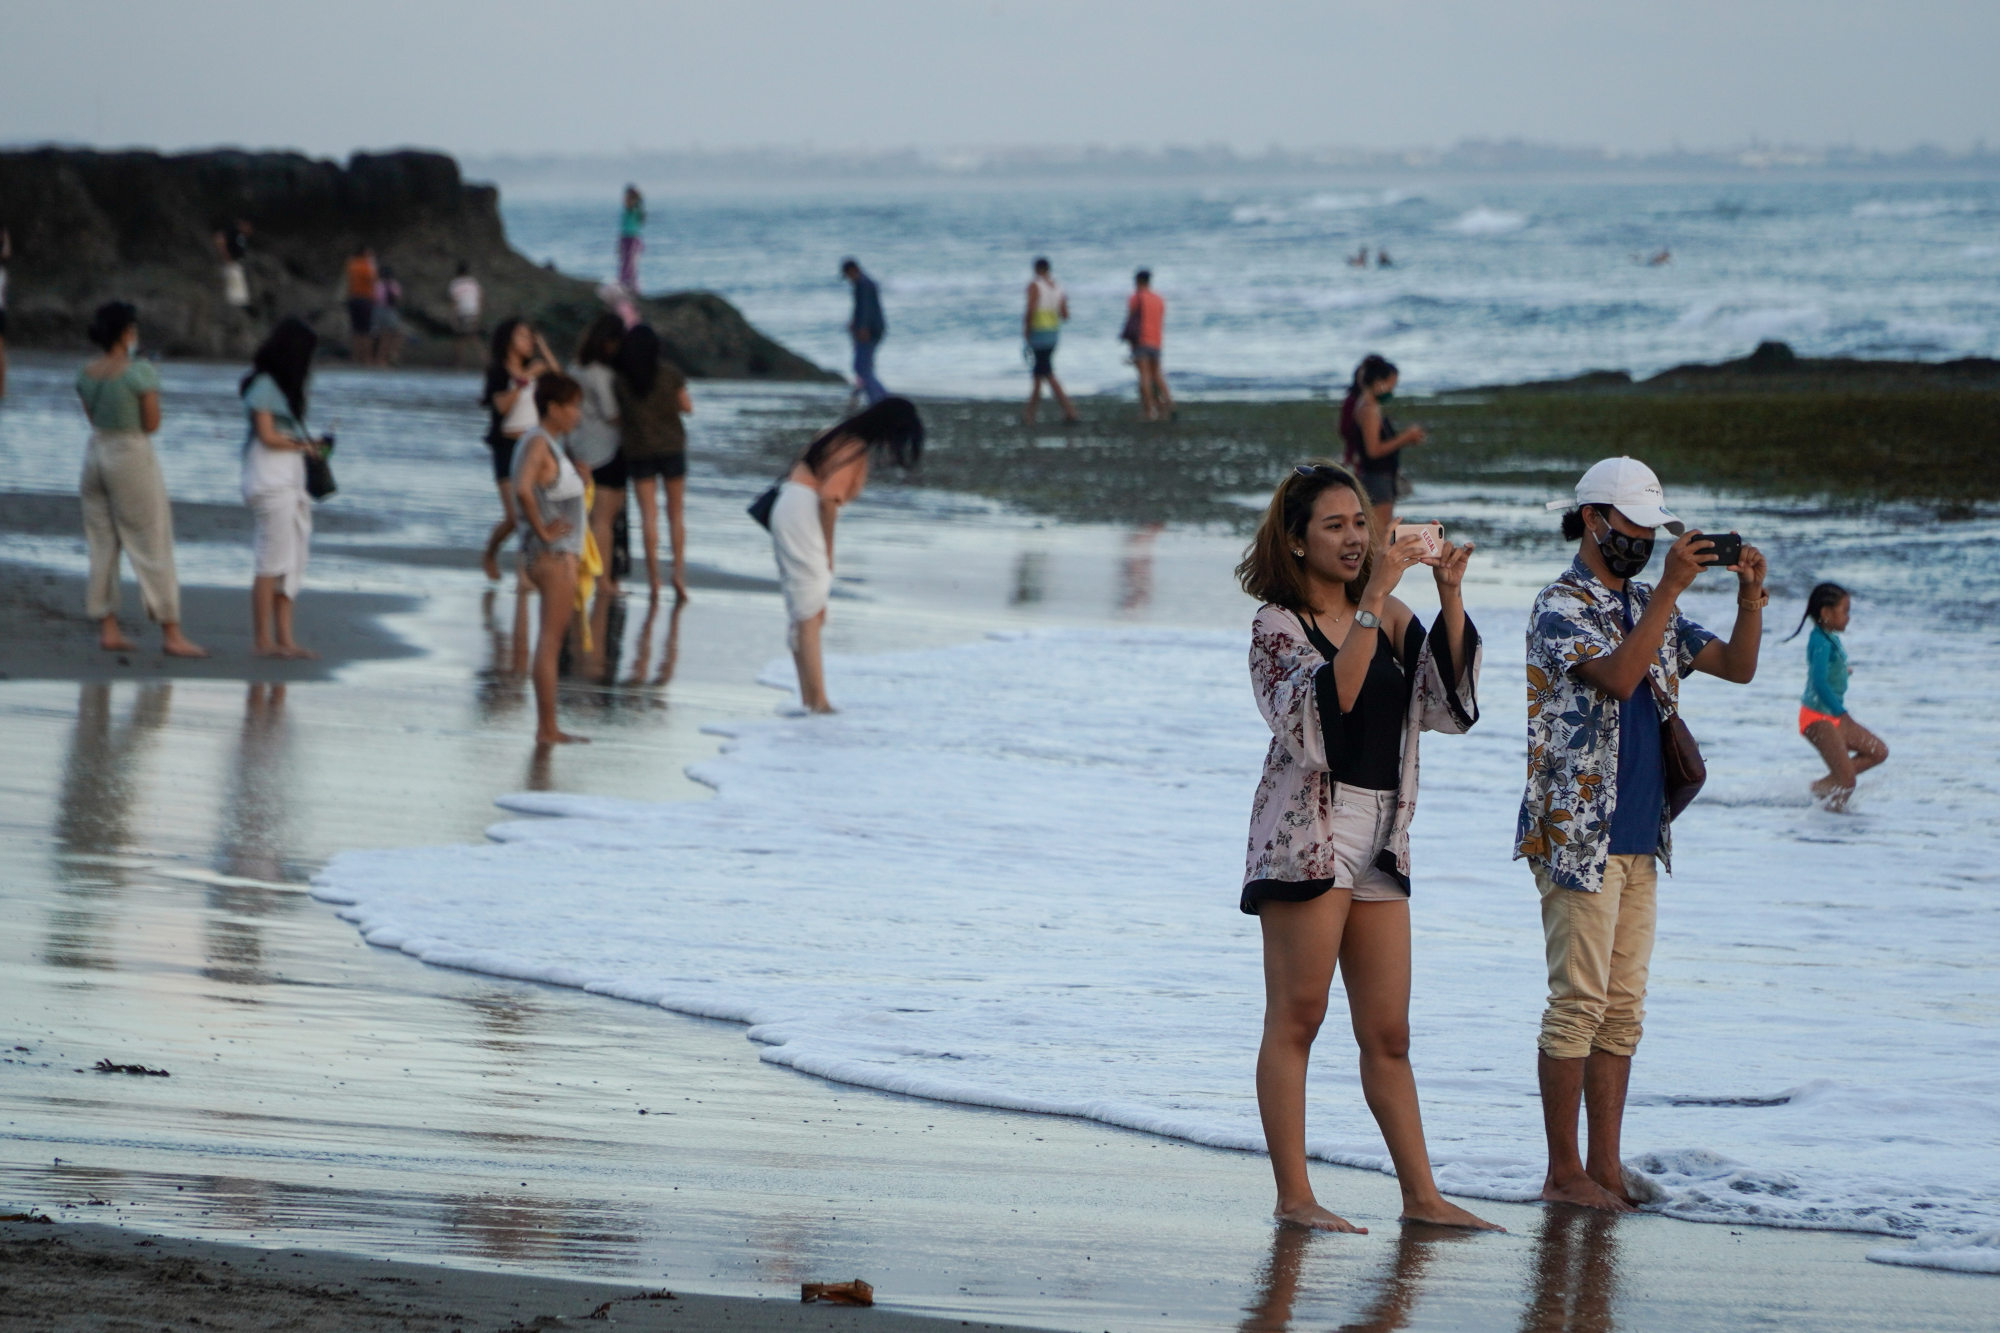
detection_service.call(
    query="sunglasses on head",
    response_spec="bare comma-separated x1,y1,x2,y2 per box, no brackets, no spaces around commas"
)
1294,464,1347,480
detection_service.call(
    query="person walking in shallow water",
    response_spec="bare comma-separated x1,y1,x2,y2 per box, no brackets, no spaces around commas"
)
1789,582,1887,811
75,302,205,658
1237,461,1499,1234
842,258,888,408
1517,457,1767,1212
1022,257,1076,425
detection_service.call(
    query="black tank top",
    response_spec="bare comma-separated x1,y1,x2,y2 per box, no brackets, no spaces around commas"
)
1303,611,1413,791
1338,391,1398,478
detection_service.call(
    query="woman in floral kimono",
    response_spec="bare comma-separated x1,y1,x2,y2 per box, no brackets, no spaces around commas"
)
1236,461,1499,1233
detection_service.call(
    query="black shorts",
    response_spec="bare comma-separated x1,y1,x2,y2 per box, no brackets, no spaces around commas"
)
625,453,687,482
346,297,375,335
488,435,517,483
591,454,628,489
1357,465,1397,506
1031,344,1055,377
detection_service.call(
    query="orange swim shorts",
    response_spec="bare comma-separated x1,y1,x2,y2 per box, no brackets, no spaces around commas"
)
1799,706,1843,735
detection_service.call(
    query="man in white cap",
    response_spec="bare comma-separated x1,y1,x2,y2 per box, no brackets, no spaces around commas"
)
1515,457,1768,1211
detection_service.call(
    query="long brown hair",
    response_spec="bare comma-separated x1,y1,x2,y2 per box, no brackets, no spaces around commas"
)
1235,461,1376,611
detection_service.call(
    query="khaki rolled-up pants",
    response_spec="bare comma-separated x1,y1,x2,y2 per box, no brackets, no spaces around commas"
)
79,429,182,624
1535,854,1658,1059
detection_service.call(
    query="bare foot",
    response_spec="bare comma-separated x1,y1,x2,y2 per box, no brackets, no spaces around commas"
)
277,643,319,660
535,730,590,745
672,577,688,603
1401,1197,1505,1231
162,632,209,659
99,626,138,652
1274,1202,1367,1234
1541,1174,1635,1213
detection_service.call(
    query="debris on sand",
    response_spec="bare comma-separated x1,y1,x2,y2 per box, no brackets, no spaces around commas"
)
93,1059,170,1077
802,1278,874,1306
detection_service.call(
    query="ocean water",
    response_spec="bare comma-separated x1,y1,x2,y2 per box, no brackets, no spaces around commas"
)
496,175,2000,398
314,568,2000,1274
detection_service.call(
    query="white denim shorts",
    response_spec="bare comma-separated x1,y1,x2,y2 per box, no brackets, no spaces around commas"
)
1328,781,1410,902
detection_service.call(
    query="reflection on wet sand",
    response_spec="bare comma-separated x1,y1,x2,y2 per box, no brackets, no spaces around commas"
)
1011,549,1047,606
476,586,531,722
1518,1208,1621,1333
1120,523,1163,615
205,684,300,987
1240,1223,1463,1332
48,683,172,973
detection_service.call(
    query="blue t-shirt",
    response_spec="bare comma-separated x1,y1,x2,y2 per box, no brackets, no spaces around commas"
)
1607,587,1665,856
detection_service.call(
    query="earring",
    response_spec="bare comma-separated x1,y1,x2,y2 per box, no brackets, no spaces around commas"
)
1292,549,1305,558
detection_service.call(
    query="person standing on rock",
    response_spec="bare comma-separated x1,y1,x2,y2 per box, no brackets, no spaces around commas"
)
1022,257,1077,425
213,220,253,335
373,265,405,366
75,302,206,659
344,246,379,366
241,318,329,659
481,318,562,581
841,258,889,409
448,262,483,366
618,186,646,292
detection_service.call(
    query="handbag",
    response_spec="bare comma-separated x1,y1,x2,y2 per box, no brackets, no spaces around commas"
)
1649,676,1706,819
304,436,337,502
747,480,780,530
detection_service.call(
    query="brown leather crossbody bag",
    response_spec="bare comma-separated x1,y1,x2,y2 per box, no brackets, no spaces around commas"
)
1649,676,1706,819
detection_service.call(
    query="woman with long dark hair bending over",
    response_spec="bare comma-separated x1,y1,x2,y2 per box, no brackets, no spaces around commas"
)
1237,461,1499,1233
513,372,589,746
770,397,923,713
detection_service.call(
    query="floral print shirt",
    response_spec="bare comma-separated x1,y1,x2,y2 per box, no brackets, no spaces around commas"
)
1514,557,1717,892
1244,604,1480,900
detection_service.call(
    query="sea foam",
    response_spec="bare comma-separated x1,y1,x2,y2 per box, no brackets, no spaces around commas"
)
313,625,2000,1270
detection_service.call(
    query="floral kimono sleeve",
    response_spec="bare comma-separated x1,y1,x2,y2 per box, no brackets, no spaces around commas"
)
1415,614,1481,735
1249,605,1330,772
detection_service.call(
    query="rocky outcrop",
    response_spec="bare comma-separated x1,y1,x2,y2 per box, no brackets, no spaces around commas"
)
0,148,835,379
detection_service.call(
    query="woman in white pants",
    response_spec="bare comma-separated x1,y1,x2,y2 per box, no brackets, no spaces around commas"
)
75,302,205,657
240,318,325,659
769,397,924,712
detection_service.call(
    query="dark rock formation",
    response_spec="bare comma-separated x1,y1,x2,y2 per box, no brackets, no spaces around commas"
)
1465,341,2000,396
0,147,835,379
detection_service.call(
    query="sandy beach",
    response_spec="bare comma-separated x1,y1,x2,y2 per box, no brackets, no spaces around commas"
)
2,353,1996,1327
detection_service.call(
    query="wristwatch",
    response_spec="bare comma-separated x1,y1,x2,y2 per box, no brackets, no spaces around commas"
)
1353,609,1382,630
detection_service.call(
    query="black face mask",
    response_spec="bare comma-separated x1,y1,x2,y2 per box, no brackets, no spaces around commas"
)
1591,520,1655,579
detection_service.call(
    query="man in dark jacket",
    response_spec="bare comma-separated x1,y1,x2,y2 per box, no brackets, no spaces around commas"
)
841,258,888,407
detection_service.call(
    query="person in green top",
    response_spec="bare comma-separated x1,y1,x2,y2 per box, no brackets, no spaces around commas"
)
74,301,206,658
617,185,646,291
1788,581,1888,811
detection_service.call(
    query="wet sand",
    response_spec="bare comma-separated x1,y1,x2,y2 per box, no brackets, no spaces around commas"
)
2,555,1994,1330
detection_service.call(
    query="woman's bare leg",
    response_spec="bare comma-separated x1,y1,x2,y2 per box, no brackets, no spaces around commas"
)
1339,901,1502,1230
252,576,282,656
1371,501,1396,545
1024,376,1044,424
483,481,519,582
791,610,833,713
665,475,688,601
1050,374,1079,423
526,554,586,744
1256,890,1364,1232
1805,719,1856,809
590,484,624,595
273,592,314,659
634,475,662,596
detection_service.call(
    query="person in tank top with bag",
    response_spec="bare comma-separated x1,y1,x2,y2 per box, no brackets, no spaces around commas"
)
1022,256,1077,425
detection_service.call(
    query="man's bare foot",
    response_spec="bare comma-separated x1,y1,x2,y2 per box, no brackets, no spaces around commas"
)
1587,1172,1644,1209
1274,1202,1367,1234
1400,1197,1505,1231
276,643,319,660
1541,1174,1635,1213
99,629,138,652
162,630,208,658
534,730,590,745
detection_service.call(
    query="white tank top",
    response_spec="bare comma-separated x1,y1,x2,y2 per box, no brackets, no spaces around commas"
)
1029,276,1065,331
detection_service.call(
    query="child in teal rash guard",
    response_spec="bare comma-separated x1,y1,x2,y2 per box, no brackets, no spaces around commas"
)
1788,582,1888,810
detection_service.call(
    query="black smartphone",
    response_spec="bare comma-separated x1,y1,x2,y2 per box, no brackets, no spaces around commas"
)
1700,532,1742,568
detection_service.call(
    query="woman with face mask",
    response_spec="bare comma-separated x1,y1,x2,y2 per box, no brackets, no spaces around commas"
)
75,302,206,658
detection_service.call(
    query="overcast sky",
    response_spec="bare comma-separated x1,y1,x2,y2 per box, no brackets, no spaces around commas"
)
5,0,1995,159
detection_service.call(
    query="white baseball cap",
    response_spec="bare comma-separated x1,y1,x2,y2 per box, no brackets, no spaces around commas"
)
1545,457,1684,534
